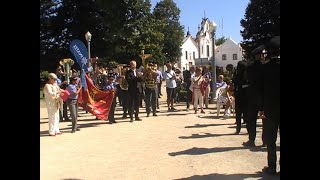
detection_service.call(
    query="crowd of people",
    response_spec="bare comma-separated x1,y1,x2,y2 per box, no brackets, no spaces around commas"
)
42,37,279,175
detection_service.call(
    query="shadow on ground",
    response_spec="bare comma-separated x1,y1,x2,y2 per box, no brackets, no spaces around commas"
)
185,123,232,128
197,115,228,120
169,146,249,156
174,172,280,180
179,133,246,139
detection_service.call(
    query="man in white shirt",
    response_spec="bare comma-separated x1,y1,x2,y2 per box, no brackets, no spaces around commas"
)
164,63,177,111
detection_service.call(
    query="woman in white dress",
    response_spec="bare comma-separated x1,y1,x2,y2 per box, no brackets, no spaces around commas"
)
43,73,63,136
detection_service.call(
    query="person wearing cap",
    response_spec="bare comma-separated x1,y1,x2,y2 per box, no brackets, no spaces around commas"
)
232,61,249,134
103,73,117,124
242,49,266,147
43,73,63,136
66,76,82,133
257,38,280,175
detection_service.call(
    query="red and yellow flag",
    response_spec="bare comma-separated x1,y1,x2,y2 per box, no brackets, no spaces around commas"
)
78,73,115,120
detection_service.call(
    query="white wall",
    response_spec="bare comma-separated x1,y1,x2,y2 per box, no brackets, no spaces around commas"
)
215,38,242,70
199,32,213,59
179,36,198,70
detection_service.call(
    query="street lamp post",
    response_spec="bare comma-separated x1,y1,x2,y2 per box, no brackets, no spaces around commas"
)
211,24,217,100
85,31,92,69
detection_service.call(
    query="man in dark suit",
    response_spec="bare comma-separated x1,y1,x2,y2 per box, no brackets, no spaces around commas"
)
242,54,265,147
256,36,280,175
232,61,249,135
125,60,143,122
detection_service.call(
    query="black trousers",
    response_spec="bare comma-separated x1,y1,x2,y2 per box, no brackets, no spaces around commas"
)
246,87,263,143
246,109,258,142
235,89,248,132
128,92,141,119
265,113,280,169
119,90,129,115
145,88,157,114
158,82,162,95
108,97,116,122
186,89,192,109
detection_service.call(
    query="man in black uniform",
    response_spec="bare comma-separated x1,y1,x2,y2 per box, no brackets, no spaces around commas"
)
242,51,266,147
257,36,280,175
232,61,249,135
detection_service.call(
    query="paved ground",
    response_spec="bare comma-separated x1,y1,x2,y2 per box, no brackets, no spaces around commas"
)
40,87,280,180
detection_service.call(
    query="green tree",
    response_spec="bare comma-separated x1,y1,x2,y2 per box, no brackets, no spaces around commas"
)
240,0,280,59
215,36,226,46
40,0,61,70
97,0,156,66
53,0,107,55
153,0,184,63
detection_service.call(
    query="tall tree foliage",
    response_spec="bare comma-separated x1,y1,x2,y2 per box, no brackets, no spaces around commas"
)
53,0,107,57
153,0,184,63
97,0,155,65
40,0,61,70
240,0,280,58
40,0,184,70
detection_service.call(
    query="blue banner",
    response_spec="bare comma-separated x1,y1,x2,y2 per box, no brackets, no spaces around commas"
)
69,39,89,72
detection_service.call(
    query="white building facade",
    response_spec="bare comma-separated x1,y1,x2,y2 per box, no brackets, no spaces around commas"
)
215,37,243,70
177,18,216,70
179,35,199,71
177,18,243,71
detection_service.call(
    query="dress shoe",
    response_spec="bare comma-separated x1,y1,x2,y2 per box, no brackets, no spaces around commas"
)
262,166,277,175
56,132,63,135
49,134,56,136
135,117,142,121
146,113,150,117
234,130,240,135
242,141,256,147
71,130,75,133
76,128,80,131
201,110,205,114
130,118,134,122
153,113,158,116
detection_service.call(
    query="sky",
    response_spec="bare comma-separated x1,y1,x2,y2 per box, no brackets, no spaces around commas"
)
150,0,250,44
